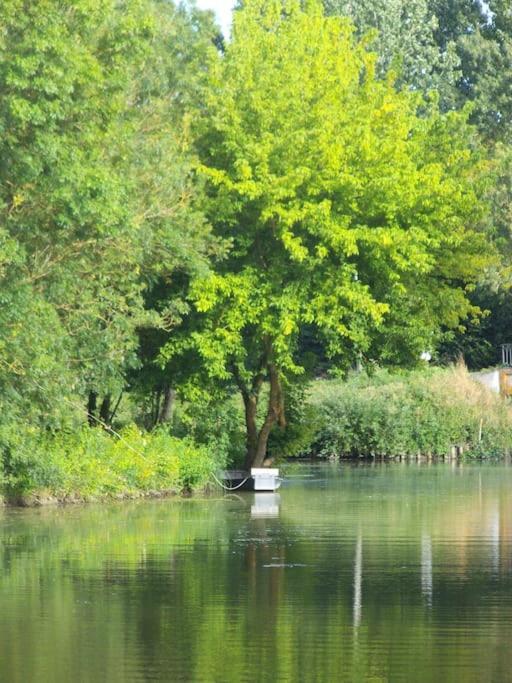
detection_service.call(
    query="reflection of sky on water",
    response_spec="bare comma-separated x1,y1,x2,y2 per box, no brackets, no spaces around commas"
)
353,530,363,630
421,533,433,607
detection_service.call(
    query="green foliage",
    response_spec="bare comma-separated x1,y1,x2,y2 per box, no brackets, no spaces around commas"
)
160,0,492,465
184,0,489,373
174,382,320,465
172,392,246,466
0,0,216,433
323,0,461,103
0,424,217,500
0,0,506,487
310,366,512,458
267,379,320,458
433,0,512,144
321,0,512,368
325,0,512,142
439,279,512,369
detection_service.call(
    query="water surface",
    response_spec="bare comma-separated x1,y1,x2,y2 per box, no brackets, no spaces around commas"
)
1,462,512,682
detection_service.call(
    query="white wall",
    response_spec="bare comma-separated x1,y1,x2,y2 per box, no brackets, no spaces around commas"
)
471,369,501,394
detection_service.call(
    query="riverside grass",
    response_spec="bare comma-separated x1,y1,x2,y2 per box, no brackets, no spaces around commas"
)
309,365,512,459
0,425,218,505
2,365,510,506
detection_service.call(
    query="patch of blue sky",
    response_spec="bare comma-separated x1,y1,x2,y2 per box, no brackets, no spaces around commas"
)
195,0,234,37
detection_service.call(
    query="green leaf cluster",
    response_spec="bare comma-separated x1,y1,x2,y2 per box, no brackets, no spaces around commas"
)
1,423,217,500
310,365,512,458
162,1,491,461
0,0,217,432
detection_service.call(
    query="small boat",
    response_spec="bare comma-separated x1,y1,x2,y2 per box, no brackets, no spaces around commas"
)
220,468,282,492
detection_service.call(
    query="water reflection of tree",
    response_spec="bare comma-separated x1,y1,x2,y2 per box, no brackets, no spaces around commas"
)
1,467,512,680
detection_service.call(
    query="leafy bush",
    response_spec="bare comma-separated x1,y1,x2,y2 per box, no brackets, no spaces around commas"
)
267,379,321,459
172,393,246,467
309,366,512,459
173,381,322,465
0,424,218,501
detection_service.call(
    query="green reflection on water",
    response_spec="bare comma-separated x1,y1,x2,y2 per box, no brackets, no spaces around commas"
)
1,463,512,682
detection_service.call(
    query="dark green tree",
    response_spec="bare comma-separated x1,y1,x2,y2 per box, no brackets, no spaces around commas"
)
0,0,216,435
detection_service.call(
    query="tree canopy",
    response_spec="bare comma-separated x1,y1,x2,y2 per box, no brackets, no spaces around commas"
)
0,0,501,470
0,0,216,432
161,0,492,466
324,0,460,102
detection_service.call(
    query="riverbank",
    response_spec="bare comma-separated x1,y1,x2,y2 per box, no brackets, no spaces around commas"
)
308,365,512,460
3,365,510,507
0,487,192,508
0,424,219,506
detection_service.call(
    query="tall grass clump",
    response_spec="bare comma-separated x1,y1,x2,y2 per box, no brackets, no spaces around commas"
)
0,424,219,503
309,365,512,459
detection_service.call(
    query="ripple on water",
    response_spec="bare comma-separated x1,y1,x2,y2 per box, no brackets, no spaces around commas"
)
1,462,512,682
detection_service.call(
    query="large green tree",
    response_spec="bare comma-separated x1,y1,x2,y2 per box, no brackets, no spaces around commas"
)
162,0,491,467
0,0,215,433
325,0,512,365
324,0,511,138
432,0,512,361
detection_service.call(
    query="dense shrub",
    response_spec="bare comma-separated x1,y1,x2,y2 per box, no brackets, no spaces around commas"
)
309,366,512,459
267,380,321,459
172,394,246,467
172,382,321,465
0,424,218,501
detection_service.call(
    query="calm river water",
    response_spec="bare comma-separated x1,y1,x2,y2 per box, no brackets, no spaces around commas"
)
1,463,512,682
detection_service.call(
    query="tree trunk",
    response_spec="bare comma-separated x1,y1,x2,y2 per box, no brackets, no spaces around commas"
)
243,393,259,468
157,385,176,424
109,392,123,423
243,363,285,469
153,389,161,427
99,395,111,427
87,391,97,426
